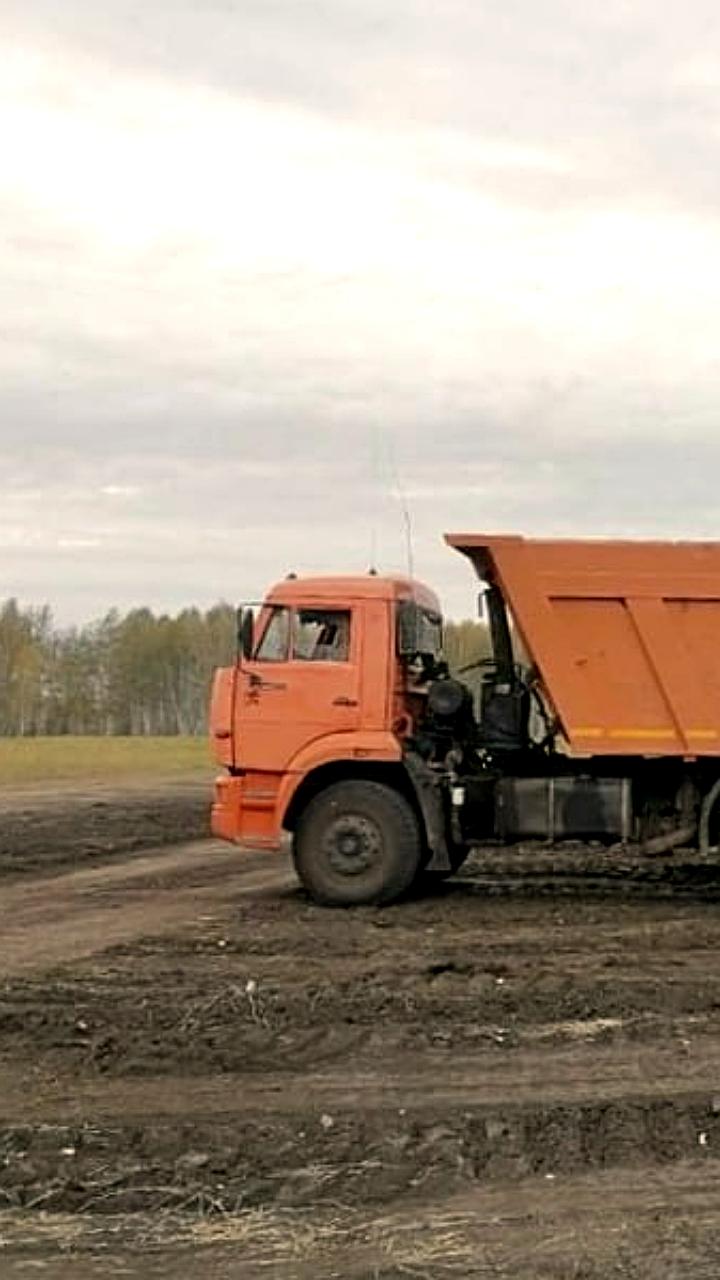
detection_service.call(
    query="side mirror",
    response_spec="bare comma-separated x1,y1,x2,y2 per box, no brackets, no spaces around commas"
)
237,608,254,662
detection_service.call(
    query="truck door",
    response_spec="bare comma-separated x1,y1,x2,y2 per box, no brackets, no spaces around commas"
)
235,604,361,773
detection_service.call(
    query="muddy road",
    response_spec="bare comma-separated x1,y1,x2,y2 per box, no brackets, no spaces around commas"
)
0,778,210,877
1,786,720,1276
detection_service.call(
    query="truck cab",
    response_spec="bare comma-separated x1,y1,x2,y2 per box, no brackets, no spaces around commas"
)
210,574,452,904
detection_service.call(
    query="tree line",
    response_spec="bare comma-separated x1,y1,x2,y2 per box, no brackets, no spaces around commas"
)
0,599,237,737
0,598,490,737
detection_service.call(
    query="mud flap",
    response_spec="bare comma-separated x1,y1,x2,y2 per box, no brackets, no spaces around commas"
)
403,754,452,872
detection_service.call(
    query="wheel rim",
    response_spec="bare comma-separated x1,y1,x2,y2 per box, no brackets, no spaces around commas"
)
322,813,383,878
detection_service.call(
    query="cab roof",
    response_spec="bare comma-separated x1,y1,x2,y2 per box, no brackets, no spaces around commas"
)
266,574,441,613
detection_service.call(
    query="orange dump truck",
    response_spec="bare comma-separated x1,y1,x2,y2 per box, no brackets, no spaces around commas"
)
210,535,720,905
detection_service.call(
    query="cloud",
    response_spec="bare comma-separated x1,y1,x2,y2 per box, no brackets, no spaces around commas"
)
100,485,141,498
1,5,720,622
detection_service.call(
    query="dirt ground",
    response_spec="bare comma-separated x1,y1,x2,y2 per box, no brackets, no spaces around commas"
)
0,778,210,877
1,785,720,1276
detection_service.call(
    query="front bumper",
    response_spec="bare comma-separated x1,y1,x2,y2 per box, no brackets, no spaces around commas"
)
211,774,283,849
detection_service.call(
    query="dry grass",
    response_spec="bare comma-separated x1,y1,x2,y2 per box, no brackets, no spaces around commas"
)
0,1203,477,1274
187,1205,477,1274
0,736,212,787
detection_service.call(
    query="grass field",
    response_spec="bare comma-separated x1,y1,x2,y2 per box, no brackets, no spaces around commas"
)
0,736,214,787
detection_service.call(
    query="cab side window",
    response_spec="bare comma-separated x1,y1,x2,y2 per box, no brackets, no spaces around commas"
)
255,607,291,661
293,610,351,662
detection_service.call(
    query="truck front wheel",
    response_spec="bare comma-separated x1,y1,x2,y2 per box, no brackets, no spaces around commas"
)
293,780,422,906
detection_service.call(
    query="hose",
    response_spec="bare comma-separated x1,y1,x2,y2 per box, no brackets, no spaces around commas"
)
641,823,697,857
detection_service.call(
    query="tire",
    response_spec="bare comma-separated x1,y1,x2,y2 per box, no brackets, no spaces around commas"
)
293,780,422,906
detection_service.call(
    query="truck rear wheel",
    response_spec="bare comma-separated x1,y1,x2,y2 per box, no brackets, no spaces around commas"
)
293,780,422,906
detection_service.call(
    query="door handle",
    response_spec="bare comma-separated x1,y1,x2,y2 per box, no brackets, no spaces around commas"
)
248,674,286,691
333,696,358,706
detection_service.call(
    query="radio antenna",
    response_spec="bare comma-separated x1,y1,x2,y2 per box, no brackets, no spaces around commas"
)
368,525,378,576
385,435,415,580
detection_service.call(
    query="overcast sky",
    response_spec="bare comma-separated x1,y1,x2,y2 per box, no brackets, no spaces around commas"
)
3,1,720,623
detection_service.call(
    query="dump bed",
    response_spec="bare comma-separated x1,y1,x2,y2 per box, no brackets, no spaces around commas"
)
446,534,720,758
